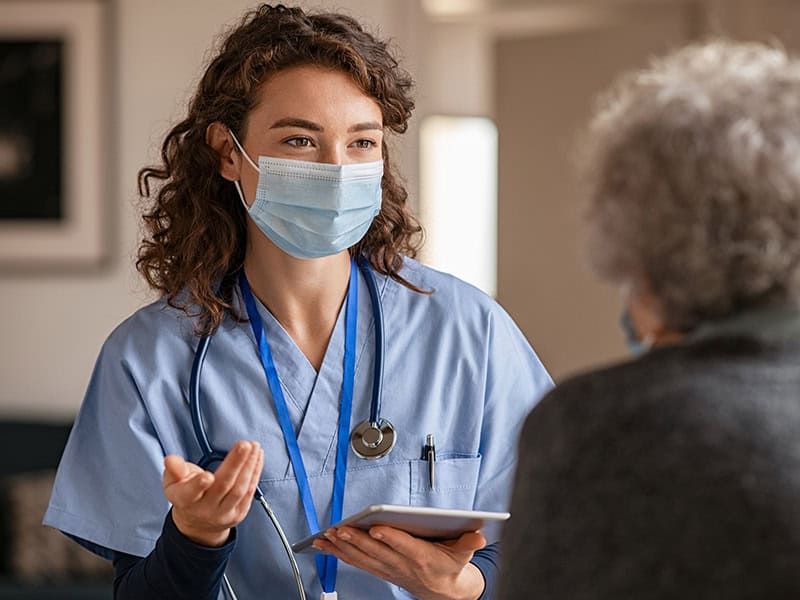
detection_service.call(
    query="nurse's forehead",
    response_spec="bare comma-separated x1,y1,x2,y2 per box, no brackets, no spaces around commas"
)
248,66,383,127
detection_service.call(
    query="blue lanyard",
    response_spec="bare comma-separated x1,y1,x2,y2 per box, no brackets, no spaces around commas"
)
239,259,357,594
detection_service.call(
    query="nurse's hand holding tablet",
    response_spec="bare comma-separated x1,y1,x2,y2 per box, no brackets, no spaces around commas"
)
315,526,487,600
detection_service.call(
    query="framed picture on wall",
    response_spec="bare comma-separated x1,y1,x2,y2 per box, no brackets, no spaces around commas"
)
0,0,108,271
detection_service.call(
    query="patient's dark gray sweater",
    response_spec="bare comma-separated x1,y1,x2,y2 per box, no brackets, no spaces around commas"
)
499,309,800,599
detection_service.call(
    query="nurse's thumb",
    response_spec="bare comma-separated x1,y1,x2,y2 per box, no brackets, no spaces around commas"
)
163,455,214,504
442,531,487,555
163,455,196,486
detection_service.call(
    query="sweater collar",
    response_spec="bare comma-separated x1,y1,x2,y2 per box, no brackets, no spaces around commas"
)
688,305,800,344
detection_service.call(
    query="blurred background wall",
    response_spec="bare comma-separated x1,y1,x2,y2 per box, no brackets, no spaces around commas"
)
1,0,799,420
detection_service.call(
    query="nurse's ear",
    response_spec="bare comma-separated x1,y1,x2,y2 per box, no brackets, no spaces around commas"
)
206,121,242,182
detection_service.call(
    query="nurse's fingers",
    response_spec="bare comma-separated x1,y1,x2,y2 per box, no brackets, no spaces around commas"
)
374,527,486,560
232,446,264,516
169,471,215,506
206,441,257,504
313,528,394,579
219,442,261,511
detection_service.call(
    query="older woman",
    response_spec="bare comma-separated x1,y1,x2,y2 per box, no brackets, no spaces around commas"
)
498,40,800,599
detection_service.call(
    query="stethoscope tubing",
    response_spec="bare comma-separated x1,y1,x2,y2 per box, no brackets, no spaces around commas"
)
357,255,384,425
190,257,388,470
189,333,215,465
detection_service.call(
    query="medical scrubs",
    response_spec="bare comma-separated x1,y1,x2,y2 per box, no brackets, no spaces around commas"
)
44,258,552,599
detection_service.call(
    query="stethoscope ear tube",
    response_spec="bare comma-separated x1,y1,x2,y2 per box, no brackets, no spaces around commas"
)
358,255,384,424
190,334,216,463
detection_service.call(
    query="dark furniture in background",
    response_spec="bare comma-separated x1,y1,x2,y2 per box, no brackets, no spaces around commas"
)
0,421,112,599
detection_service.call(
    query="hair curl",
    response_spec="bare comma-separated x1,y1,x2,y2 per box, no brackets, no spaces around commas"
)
137,3,423,335
581,39,800,331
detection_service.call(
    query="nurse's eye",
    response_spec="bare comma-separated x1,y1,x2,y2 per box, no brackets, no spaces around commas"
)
285,137,315,147
352,139,377,150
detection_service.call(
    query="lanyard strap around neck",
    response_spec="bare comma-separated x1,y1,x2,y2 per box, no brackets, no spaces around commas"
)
239,258,358,594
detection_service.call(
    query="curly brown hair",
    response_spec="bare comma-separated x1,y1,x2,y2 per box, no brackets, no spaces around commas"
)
137,3,423,335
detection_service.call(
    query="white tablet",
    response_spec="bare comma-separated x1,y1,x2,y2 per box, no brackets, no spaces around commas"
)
291,504,510,554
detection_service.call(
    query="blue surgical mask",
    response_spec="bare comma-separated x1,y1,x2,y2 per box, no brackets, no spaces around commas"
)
229,129,383,259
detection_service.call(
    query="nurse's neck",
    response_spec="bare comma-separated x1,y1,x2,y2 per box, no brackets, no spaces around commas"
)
242,234,351,372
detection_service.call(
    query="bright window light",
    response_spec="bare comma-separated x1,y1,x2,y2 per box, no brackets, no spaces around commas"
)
419,115,498,296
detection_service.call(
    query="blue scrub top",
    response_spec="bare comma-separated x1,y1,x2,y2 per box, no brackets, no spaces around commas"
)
44,258,552,599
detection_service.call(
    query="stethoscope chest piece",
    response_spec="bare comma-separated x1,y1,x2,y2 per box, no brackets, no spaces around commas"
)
350,418,396,459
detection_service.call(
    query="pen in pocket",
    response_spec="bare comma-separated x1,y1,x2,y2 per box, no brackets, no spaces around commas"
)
422,433,436,489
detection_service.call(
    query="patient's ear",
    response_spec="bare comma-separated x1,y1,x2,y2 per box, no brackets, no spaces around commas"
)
626,279,683,347
206,122,241,182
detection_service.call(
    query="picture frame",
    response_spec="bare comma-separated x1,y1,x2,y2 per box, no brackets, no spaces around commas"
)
0,0,108,271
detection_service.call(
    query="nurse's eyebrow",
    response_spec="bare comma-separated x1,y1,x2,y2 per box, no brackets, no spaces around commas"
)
268,118,383,133
347,121,382,133
269,117,323,131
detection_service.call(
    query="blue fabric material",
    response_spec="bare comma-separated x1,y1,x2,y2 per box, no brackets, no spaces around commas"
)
44,259,552,599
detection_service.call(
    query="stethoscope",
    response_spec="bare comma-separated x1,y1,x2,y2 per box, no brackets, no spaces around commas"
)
186,255,395,599
190,254,396,466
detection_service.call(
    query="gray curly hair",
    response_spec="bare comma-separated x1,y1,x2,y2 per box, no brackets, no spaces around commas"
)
582,40,800,331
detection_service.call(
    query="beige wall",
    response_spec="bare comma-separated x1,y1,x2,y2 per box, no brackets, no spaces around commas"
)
495,3,691,380
494,0,800,381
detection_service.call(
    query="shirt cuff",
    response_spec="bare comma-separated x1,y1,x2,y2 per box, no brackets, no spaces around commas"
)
162,508,238,562
470,542,499,600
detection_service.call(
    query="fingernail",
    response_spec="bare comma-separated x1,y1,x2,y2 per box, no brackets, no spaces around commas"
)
324,530,335,542
238,441,250,454
370,530,383,540
338,530,351,541
312,541,323,550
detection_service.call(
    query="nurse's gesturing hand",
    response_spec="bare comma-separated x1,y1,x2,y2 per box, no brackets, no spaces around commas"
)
162,440,264,548
313,525,487,600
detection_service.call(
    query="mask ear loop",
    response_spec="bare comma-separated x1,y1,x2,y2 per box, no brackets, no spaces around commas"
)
228,127,260,210
620,281,660,352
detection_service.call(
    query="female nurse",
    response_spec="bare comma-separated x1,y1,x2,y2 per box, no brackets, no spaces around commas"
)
44,4,552,599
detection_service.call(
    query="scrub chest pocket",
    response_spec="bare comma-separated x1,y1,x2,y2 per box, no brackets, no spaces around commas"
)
410,455,482,507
